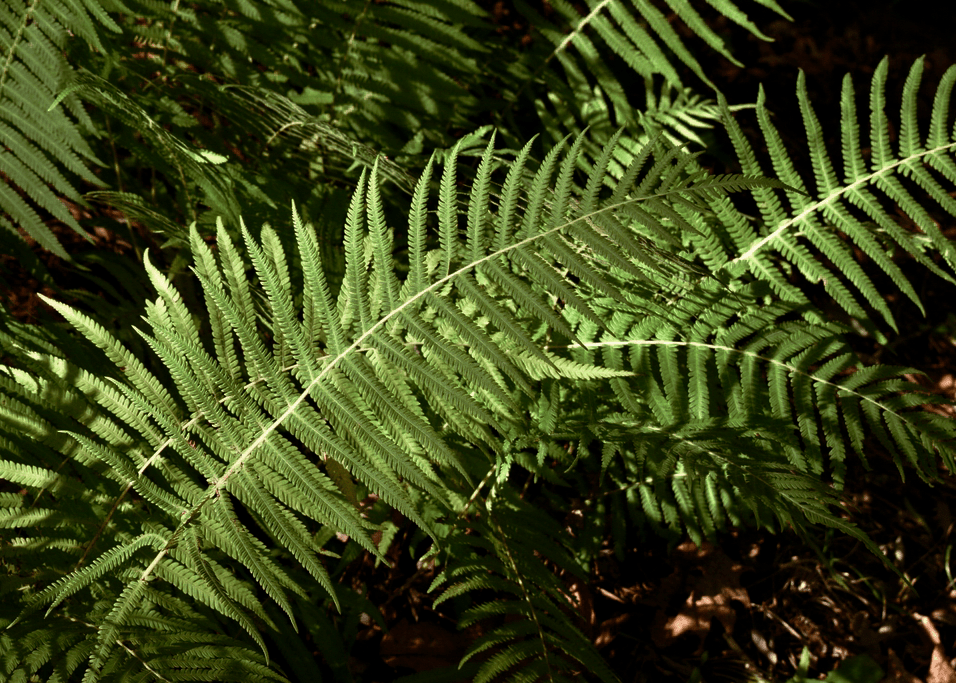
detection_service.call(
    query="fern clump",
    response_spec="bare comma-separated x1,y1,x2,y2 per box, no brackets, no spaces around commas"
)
1,0,955,681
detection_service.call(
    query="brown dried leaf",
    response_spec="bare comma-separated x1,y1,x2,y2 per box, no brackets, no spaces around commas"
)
652,543,751,652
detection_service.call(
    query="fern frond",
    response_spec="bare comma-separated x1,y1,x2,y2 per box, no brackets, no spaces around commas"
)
3,130,777,679
553,277,956,550
717,58,956,333
433,488,619,683
5,117,954,679
0,0,108,258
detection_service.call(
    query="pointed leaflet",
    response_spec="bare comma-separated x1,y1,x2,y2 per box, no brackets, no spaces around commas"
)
439,141,460,278
143,249,204,353
607,131,661,208
406,152,436,299
64,431,186,516
88,580,149,675
336,344,467,478
294,203,348,357
99,355,222,482
869,58,895,170
899,57,924,158
582,127,625,216
144,327,242,455
467,133,497,266
634,0,713,86
191,221,243,383
494,136,537,254
305,368,450,504
518,136,567,240
340,169,371,334
259,224,299,369
367,158,404,318
478,259,579,345
366,328,499,428
538,232,624,304
217,222,263,383
400,306,518,417
363,335,472,471
896,59,956,225
244,441,379,555
510,244,605,330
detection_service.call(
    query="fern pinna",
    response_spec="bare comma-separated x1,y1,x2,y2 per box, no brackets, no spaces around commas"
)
0,0,111,259
2,120,955,681
713,57,956,337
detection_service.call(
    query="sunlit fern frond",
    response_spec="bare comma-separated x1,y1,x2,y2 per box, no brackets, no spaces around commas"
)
2,130,772,679
713,57,956,336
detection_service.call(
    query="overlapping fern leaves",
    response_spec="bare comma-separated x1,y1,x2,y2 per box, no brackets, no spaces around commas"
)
566,278,956,541
3,121,955,680
0,0,789,264
33,0,792,251
4,130,742,679
3,0,956,678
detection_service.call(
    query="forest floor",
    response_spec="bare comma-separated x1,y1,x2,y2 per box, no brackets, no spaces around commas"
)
4,1,956,682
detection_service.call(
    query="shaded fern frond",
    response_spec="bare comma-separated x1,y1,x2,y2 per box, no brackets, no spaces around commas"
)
595,416,882,555
519,272,956,560
63,70,239,240
115,0,489,153
0,0,109,258
509,0,789,99
432,488,618,683
587,277,954,476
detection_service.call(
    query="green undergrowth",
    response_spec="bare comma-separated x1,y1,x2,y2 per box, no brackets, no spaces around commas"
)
1,1,955,681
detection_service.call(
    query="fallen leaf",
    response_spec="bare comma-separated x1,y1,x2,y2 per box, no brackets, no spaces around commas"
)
652,542,751,652
915,613,956,683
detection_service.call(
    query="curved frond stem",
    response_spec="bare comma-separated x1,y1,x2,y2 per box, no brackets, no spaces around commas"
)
722,129,956,273
506,0,614,114
547,337,921,424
